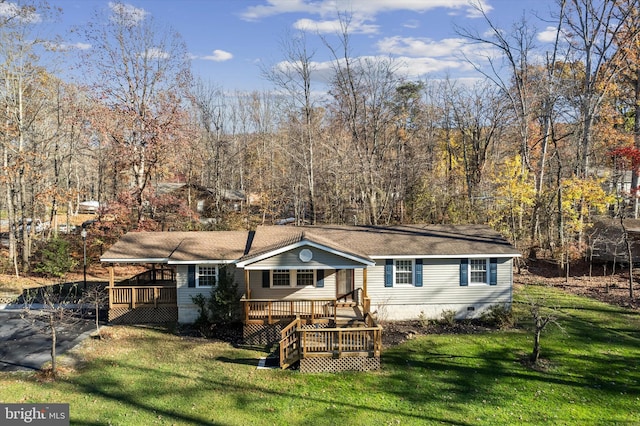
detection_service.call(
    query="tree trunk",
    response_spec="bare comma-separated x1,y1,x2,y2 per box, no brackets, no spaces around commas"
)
633,66,640,218
50,315,57,376
531,327,541,364
621,218,635,298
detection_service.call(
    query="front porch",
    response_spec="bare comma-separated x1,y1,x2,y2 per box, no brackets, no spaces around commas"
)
241,290,382,372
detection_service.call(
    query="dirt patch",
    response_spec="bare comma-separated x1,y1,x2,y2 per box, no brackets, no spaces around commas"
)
517,259,640,311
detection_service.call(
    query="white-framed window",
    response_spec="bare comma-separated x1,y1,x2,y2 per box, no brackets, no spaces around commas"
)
469,259,488,284
296,269,315,287
272,269,290,287
270,269,317,287
395,260,414,285
197,265,218,288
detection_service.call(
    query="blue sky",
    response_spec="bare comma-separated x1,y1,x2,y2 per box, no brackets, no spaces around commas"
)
38,0,559,91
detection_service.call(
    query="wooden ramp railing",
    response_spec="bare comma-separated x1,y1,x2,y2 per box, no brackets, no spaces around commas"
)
279,318,302,369
109,286,177,309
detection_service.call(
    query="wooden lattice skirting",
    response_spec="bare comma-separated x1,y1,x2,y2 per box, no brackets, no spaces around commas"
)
300,356,381,373
243,322,285,346
109,306,178,324
244,322,331,346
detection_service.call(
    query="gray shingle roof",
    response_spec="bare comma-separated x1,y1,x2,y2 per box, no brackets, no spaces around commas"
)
245,224,519,260
100,231,248,263
100,224,519,264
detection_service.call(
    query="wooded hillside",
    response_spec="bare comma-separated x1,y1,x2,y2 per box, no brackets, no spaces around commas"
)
2,0,640,275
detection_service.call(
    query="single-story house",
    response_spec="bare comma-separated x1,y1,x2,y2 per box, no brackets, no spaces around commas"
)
100,224,520,372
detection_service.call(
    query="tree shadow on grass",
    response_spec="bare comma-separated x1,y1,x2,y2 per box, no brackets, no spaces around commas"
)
65,357,471,425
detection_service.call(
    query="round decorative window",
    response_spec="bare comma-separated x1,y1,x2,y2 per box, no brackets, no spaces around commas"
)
299,248,313,262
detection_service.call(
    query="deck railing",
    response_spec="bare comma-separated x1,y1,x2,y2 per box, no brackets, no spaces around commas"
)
109,286,177,309
279,319,382,368
242,298,336,324
279,318,301,369
299,326,382,357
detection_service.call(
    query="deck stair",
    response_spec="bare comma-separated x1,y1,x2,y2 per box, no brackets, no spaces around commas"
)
334,305,366,327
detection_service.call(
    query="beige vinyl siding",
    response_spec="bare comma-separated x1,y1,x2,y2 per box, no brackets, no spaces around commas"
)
247,269,337,299
367,258,512,309
176,265,244,322
248,247,366,269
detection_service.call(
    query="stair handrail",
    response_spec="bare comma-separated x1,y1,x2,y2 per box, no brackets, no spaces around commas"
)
336,287,362,305
279,317,301,368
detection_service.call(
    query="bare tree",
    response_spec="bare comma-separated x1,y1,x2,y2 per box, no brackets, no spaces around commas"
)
81,2,192,223
0,0,58,273
323,15,401,225
81,284,107,338
21,284,85,378
447,80,506,209
190,80,231,215
263,30,320,224
523,285,564,365
458,0,569,254
562,0,639,177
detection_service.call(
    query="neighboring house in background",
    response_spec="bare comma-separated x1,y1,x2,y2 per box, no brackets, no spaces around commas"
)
155,182,247,216
101,224,520,372
78,200,100,214
589,218,640,264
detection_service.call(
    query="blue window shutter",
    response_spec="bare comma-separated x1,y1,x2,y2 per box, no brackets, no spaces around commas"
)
489,258,498,285
262,270,270,288
316,269,324,288
415,259,423,287
460,259,468,286
187,265,196,288
384,259,393,287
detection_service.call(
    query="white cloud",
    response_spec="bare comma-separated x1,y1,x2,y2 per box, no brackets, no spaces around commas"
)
394,55,475,77
108,2,148,26
377,36,497,62
240,0,320,21
144,47,170,59
537,25,571,44
201,49,233,62
0,2,41,23
44,41,92,52
240,0,492,22
537,26,557,43
403,19,420,29
272,52,474,87
293,18,378,34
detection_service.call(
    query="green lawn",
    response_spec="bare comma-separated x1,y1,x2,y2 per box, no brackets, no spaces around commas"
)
1,285,639,425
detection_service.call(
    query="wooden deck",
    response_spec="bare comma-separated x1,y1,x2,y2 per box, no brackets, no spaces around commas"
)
242,296,382,370
279,313,382,370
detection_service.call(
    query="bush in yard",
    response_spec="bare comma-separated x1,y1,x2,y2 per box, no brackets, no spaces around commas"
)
439,309,457,326
33,237,78,278
192,267,241,336
481,304,516,329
